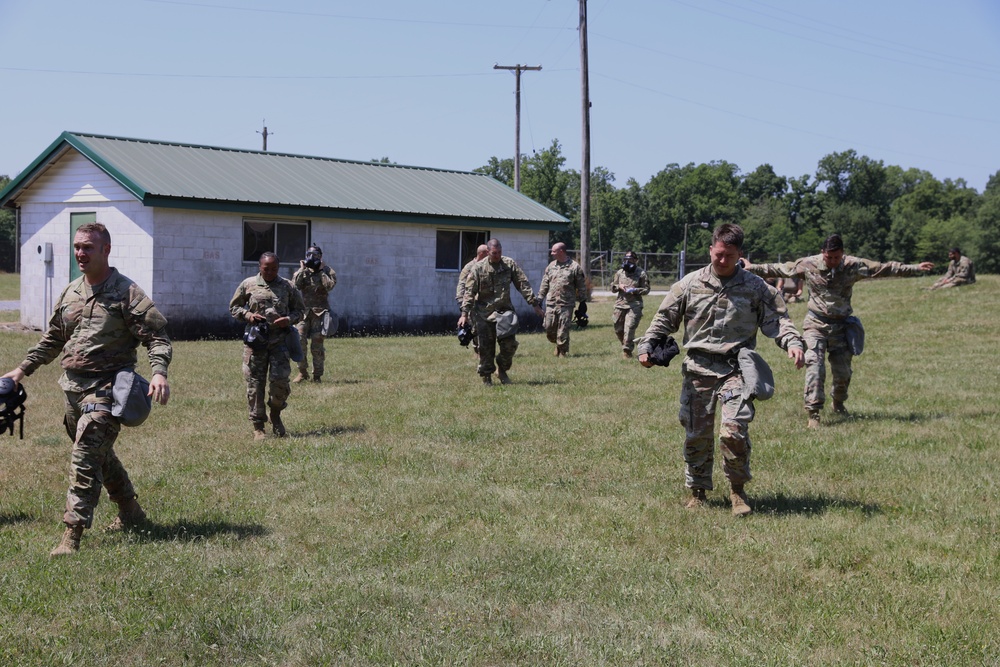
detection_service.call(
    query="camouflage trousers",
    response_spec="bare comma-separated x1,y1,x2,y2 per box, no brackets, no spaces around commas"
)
612,304,643,353
803,322,852,412
678,371,755,491
61,385,136,528
473,316,518,377
296,309,328,379
543,303,574,354
243,343,291,425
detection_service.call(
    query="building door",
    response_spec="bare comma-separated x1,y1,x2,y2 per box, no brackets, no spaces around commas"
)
69,212,96,282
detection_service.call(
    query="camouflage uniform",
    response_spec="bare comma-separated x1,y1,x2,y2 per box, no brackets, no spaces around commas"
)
456,256,483,352
230,274,305,428
611,265,650,355
538,258,587,355
292,264,337,380
935,255,976,288
637,265,803,491
461,256,540,378
748,254,927,413
17,268,172,529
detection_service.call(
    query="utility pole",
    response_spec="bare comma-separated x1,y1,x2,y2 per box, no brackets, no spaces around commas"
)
494,63,541,192
578,0,592,284
257,120,271,152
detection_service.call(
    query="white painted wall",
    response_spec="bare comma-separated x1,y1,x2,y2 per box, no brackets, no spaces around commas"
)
17,153,153,329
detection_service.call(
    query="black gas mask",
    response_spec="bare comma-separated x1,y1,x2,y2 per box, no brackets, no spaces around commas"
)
304,248,322,271
0,377,27,439
622,255,638,273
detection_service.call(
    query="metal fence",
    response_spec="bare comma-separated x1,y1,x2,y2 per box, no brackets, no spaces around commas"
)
573,250,789,291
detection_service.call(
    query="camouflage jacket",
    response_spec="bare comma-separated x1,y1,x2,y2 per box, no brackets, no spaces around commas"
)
19,268,172,393
943,256,976,285
455,257,483,306
292,264,337,312
611,267,650,310
538,259,587,308
461,256,538,317
637,265,803,377
748,254,927,320
230,273,305,343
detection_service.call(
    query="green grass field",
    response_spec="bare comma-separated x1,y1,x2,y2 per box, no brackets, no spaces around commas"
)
1,276,997,666
0,271,19,301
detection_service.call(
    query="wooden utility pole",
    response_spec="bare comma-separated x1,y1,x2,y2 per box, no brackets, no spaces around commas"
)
257,120,271,151
579,0,591,283
494,63,541,192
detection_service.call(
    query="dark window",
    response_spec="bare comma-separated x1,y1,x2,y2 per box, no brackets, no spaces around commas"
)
436,229,488,270
243,219,310,264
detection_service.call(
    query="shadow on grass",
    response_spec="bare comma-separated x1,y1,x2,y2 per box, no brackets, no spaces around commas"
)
127,519,269,543
842,409,995,424
0,511,33,527
293,424,366,438
750,492,881,517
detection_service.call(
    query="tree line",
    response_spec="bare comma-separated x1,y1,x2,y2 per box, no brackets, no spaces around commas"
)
476,141,1000,273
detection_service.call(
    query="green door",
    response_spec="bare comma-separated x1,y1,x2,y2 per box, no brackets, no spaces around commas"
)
69,212,96,281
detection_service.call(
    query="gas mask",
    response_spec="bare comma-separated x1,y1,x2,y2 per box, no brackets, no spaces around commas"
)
0,377,27,439
304,249,322,271
623,258,637,272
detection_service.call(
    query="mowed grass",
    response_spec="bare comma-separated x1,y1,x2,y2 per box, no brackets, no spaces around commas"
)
0,276,997,666
0,271,19,301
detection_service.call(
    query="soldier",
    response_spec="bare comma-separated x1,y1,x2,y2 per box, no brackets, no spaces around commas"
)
777,275,803,303
744,234,933,428
230,252,305,440
2,222,172,556
538,242,588,357
455,244,489,356
637,224,804,516
611,250,650,359
928,247,976,290
292,245,337,383
458,239,543,385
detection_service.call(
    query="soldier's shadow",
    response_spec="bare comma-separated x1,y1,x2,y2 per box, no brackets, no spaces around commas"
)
292,424,366,438
0,511,33,527
124,519,269,543
844,409,994,424
741,492,881,517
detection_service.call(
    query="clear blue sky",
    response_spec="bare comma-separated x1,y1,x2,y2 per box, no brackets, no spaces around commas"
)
2,0,999,191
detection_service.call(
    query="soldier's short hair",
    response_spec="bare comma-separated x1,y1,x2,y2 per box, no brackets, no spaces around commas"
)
712,223,744,250
76,222,111,246
821,234,844,252
487,239,502,251
950,246,961,254
260,251,279,264
308,245,322,255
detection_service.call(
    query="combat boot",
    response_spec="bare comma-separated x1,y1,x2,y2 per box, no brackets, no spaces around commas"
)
481,375,493,386
807,410,821,429
50,525,84,557
730,485,752,517
106,497,146,532
496,369,512,385
292,371,307,383
253,421,268,441
685,488,707,509
270,409,287,438
312,375,322,383
622,350,633,359
832,401,848,416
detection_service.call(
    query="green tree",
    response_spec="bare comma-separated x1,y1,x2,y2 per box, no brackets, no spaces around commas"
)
0,175,15,273
974,170,1000,273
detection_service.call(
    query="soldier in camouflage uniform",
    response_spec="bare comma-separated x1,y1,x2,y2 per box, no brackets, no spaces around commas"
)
538,242,588,357
292,245,337,383
458,239,543,385
455,244,489,356
611,250,650,359
3,223,172,556
230,252,305,440
928,247,975,290
637,224,804,516
745,234,933,427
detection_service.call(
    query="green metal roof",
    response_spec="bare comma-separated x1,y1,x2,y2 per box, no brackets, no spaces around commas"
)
0,132,569,229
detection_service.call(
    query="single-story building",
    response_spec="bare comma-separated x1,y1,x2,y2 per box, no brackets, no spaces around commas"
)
0,132,569,338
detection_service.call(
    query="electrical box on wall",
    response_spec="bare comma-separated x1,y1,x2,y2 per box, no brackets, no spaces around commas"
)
40,242,53,263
